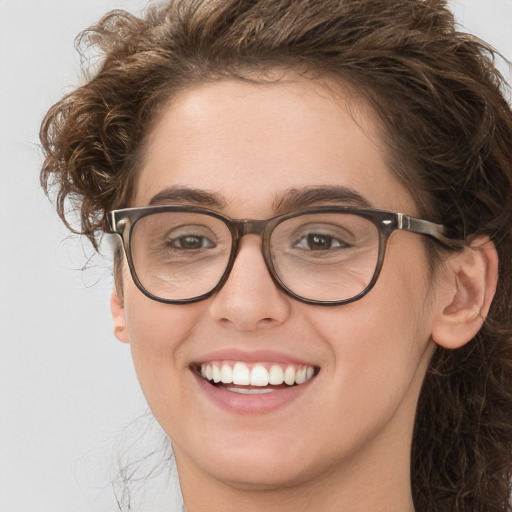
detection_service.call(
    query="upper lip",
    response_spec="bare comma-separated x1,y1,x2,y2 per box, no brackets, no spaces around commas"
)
192,348,318,367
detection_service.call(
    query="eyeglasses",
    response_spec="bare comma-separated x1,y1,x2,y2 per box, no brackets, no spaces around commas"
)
105,205,462,305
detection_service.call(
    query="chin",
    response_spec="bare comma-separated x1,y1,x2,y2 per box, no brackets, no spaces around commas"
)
203,454,317,491
173,425,325,490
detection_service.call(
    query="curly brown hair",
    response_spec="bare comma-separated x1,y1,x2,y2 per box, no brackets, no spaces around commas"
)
40,0,512,510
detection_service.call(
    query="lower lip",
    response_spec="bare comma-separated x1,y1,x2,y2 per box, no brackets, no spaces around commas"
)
192,371,315,415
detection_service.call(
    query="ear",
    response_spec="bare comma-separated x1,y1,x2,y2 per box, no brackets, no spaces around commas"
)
110,290,129,343
431,236,498,349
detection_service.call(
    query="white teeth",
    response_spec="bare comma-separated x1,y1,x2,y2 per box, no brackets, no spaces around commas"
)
232,362,251,385
283,366,296,386
199,361,316,389
225,387,276,394
295,367,307,384
220,364,233,384
212,365,221,383
269,365,284,385
250,365,269,386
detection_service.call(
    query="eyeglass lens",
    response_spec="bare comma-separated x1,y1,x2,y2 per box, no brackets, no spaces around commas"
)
130,211,380,302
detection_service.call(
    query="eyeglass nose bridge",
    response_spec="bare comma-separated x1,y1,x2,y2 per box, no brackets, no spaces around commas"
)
215,218,279,293
227,218,275,271
230,218,277,263
233,218,270,238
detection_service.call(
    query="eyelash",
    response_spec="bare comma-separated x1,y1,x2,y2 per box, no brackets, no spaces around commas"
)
167,234,216,250
292,233,351,251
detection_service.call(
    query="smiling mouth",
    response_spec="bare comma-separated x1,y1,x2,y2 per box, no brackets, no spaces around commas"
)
195,361,319,394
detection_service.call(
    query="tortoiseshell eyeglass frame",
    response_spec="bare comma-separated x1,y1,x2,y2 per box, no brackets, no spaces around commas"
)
105,205,464,306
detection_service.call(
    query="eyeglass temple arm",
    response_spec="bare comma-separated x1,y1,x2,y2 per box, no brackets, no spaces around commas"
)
399,214,464,249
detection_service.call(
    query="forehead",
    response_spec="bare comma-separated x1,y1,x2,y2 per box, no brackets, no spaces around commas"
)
134,75,417,217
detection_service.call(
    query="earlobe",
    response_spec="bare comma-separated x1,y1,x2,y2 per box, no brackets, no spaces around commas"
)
110,291,129,343
431,237,498,350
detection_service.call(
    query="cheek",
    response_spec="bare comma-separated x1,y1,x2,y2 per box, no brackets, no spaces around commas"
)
303,244,435,413
121,279,205,406
120,252,204,355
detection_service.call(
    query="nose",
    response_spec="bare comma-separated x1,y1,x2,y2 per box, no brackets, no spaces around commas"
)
208,235,292,331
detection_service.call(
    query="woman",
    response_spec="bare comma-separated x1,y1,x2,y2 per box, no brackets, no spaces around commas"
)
40,0,512,510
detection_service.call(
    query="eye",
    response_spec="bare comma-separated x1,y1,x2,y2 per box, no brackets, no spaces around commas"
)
169,234,215,250
294,233,350,251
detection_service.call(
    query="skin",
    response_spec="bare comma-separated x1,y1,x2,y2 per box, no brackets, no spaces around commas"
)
111,76,498,511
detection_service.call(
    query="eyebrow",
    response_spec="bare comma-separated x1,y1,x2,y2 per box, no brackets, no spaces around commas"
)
148,184,372,213
272,185,373,213
149,186,227,209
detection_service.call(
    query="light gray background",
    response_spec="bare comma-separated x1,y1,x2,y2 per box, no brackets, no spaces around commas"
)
0,1,510,511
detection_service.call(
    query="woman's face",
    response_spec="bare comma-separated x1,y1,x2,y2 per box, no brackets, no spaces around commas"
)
114,76,439,492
